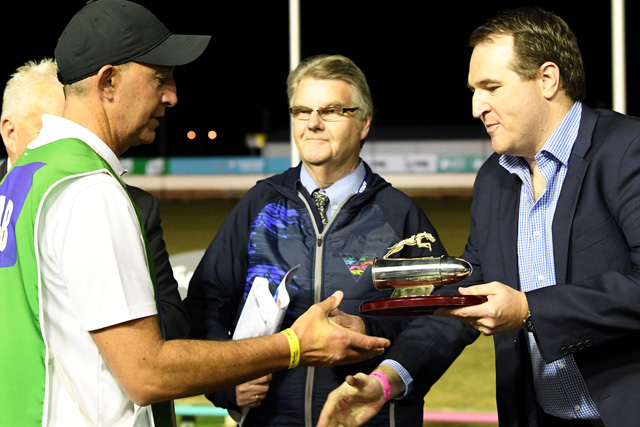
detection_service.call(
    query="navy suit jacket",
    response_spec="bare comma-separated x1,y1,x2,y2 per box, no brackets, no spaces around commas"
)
387,105,640,426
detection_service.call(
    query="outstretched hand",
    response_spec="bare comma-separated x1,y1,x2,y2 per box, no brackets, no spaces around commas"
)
292,291,389,367
317,373,386,427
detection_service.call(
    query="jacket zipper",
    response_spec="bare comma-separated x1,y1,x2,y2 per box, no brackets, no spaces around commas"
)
306,194,325,427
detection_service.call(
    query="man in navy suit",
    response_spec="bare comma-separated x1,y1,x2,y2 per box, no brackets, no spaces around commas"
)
319,7,639,427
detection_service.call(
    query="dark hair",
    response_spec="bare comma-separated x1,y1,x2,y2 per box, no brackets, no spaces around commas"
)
469,7,585,101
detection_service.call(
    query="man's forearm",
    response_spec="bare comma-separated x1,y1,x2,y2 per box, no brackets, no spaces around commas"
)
92,317,291,406
92,291,390,406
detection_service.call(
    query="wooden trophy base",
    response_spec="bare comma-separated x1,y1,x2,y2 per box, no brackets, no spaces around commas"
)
359,295,486,316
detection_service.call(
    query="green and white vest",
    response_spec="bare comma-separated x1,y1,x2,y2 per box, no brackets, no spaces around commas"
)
0,138,156,426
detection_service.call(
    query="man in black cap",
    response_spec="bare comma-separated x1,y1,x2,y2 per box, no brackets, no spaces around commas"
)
0,57,190,341
0,1,390,426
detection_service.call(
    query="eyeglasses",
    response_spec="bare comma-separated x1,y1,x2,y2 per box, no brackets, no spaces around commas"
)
289,105,359,121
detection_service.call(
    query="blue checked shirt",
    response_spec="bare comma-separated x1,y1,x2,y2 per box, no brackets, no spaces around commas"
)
499,102,600,420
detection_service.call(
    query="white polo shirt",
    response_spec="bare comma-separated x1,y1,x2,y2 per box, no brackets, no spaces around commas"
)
31,115,158,426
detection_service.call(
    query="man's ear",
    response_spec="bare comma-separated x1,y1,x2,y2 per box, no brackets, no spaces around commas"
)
539,61,561,100
96,65,117,100
359,115,372,141
1,118,18,162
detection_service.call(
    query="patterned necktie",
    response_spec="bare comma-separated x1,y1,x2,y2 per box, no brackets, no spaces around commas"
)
312,189,330,225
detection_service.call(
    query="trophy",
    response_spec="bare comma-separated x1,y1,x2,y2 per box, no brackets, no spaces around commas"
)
359,232,485,315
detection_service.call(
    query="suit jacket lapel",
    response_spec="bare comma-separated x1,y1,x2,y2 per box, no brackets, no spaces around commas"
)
498,169,522,289
552,106,598,284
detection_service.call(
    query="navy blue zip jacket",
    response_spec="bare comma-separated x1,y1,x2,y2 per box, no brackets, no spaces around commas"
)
185,161,447,426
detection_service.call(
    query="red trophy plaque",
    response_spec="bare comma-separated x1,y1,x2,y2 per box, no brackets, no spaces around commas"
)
360,232,485,315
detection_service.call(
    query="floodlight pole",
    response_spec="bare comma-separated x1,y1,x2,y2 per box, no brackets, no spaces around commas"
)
289,0,301,166
612,0,626,114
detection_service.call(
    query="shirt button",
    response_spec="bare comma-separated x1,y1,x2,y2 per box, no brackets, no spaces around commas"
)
533,231,540,237
538,275,545,282
574,404,581,411
332,204,338,209
558,362,565,369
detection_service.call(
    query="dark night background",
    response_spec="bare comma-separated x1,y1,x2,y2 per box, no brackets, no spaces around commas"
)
2,1,637,158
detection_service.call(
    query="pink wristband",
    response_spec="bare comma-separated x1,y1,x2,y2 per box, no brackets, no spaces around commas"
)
369,371,391,402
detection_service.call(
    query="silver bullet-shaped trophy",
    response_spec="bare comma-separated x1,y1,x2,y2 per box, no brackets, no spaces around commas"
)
360,232,485,315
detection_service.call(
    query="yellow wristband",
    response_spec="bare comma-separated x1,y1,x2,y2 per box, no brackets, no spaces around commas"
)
280,328,300,369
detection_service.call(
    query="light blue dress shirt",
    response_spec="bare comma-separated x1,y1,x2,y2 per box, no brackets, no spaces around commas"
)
300,160,367,222
499,102,600,420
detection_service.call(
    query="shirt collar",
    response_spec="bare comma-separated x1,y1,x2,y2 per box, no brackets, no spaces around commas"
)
300,160,366,207
29,114,125,177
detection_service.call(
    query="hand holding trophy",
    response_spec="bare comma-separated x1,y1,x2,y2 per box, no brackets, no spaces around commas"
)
360,232,485,315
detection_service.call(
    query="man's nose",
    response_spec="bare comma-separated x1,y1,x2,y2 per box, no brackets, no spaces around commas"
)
163,83,178,108
471,92,489,119
306,109,324,130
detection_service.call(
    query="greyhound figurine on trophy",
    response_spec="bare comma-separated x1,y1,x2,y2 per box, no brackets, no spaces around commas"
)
360,232,485,315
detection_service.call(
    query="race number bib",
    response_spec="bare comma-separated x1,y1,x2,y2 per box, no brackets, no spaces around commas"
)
0,162,45,268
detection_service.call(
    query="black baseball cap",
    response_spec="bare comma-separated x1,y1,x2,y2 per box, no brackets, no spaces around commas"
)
55,0,211,84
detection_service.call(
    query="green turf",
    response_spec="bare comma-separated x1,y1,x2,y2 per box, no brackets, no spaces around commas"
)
159,196,497,426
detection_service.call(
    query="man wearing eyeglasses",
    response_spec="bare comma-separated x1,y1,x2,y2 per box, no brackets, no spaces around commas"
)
184,54,446,426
